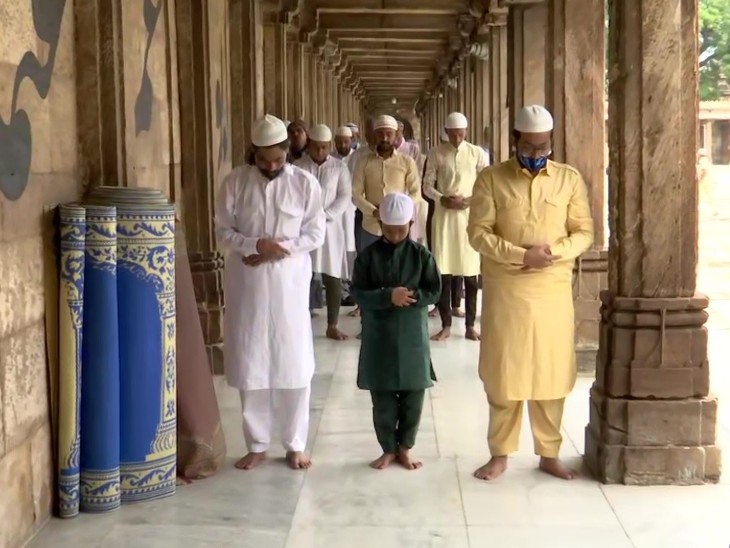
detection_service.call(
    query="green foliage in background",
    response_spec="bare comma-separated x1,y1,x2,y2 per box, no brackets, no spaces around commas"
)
700,0,730,100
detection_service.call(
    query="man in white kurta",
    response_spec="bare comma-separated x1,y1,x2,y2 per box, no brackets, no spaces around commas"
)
424,113,489,342
215,115,325,471
333,125,358,266
296,124,352,340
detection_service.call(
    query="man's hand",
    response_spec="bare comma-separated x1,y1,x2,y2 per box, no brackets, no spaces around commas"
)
522,245,560,269
373,208,380,219
242,254,267,267
256,238,290,261
441,195,468,210
391,287,417,307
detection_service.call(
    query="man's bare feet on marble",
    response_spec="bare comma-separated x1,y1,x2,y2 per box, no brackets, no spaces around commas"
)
286,451,312,470
465,327,481,341
370,453,397,470
428,307,438,317
397,448,423,470
473,456,508,480
326,326,349,340
234,452,266,470
539,457,577,480
348,307,361,317
430,327,451,341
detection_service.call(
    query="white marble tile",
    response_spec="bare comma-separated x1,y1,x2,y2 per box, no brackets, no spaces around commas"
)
103,524,287,548
291,459,465,527
285,526,469,548
468,525,633,548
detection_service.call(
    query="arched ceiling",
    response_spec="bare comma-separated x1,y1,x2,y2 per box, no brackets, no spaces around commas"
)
279,0,521,112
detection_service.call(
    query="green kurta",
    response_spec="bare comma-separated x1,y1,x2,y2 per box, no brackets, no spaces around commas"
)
352,238,442,391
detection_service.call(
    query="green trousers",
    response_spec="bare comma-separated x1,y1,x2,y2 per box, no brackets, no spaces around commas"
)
370,390,425,454
322,273,342,326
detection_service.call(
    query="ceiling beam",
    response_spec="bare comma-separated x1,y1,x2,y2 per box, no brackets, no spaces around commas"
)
316,13,459,31
309,0,466,14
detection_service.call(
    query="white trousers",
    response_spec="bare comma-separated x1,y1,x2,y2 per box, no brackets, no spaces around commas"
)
238,386,311,453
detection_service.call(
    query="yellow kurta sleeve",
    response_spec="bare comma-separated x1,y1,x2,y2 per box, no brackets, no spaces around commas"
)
467,170,528,266
352,155,377,217
550,172,595,261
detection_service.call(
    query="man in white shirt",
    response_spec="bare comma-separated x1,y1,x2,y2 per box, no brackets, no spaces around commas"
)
214,115,325,471
296,124,353,340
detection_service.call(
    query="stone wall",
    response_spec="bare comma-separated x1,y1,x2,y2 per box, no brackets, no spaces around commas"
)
0,1,78,545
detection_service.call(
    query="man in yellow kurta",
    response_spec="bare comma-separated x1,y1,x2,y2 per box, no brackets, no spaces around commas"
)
352,114,422,249
424,112,489,342
467,105,594,481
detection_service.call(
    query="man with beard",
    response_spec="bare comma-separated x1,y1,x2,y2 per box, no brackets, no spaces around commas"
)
287,120,309,162
333,125,358,288
352,114,422,251
346,122,360,150
333,125,356,169
214,114,325,471
295,124,353,341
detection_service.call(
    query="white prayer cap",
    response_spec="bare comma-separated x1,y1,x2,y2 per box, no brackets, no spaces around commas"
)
335,125,353,137
380,193,415,226
445,112,468,129
440,129,448,141
514,105,554,133
373,114,398,131
346,122,358,130
309,124,332,142
251,114,288,147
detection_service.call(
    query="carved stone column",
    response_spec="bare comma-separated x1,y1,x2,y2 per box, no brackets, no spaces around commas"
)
584,0,720,485
508,3,547,131
489,25,509,163
473,51,489,150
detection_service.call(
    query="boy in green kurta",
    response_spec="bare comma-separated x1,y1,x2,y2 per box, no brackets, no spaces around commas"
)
351,193,442,470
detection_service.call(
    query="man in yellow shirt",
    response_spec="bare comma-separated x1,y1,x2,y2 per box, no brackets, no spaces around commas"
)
467,105,594,481
352,115,422,249
424,112,489,342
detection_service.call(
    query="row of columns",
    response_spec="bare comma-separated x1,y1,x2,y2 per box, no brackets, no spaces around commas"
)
420,0,719,485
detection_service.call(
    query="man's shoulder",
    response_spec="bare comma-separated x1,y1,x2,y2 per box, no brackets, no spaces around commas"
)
287,163,319,187
222,164,252,186
548,160,582,179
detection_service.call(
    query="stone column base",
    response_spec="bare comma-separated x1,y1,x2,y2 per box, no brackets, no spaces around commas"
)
572,249,607,373
190,251,225,375
584,291,721,484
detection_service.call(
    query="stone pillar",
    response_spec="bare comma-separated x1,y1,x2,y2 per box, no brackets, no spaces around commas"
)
704,122,714,162
489,26,509,162
584,0,720,485
230,0,264,163
546,0,605,245
508,4,547,130
274,23,287,118
301,44,313,121
175,0,231,373
464,58,475,143
473,55,489,150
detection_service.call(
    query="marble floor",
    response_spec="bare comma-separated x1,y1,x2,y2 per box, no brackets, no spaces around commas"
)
30,173,730,548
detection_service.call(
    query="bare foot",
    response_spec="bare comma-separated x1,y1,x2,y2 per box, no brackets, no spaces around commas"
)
326,326,349,341
348,307,361,318
310,311,319,318
370,453,397,470
234,452,266,470
473,456,508,480
428,307,438,318
539,457,577,480
430,327,451,341
465,327,481,341
397,448,423,470
452,308,465,318
286,451,312,470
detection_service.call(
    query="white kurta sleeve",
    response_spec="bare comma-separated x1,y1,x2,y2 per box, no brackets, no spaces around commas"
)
214,170,259,257
325,166,352,221
422,149,442,201
278,178,326,255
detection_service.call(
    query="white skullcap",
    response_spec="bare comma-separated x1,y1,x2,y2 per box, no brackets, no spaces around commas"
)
445,112,468,129
440,129,448,141
251,114,288,147
373,115,398,131
309,124,332,142
514,105,554,133
380,193,415,226
335,125,353,137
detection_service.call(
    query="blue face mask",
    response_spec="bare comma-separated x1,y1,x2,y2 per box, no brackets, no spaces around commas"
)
518,154,549,172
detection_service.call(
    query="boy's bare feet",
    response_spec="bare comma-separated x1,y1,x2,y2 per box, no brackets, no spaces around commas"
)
430,327,451,341
473,456,508,480
539,457,577,480
452,307,465,318
370,453,397,470
234,452,266,470
465,327,481,341
326,326,349,340
428,307,438,317
348,307,361,317
397,448,422,470
286,451,312,470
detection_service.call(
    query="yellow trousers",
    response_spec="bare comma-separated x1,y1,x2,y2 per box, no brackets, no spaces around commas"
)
487,397,565,458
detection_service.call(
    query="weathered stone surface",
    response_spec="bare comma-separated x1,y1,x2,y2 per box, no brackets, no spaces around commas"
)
0,238,45,341
30,423,53,527
508,3,546,131
1,323,49,453
0,440,34,548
